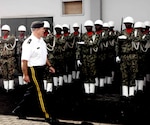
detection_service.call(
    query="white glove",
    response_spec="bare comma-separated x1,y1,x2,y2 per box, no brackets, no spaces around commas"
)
77,41,85,45
16,39,19,41
77,60,82,67
116,56,121,63
118,35,127,40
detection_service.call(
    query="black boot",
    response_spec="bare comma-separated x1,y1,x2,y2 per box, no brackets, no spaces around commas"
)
12,106,26,119
45,117,59,125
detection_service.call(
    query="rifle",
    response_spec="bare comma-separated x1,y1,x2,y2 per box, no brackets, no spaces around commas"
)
80,24,82,42
69,24,71,33
120,17,123,32
76,24,84,45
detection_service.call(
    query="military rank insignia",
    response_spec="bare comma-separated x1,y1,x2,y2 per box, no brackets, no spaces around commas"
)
27,39,32,44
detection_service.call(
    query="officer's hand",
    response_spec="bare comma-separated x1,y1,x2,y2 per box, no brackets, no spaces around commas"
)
49,66,55,73
77,60,82,67
23,75,30,83
116,56,121,63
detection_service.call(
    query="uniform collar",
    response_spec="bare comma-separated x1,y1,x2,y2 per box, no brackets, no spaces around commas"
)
56,34,62,38
74,31,79,35
3,34,9,39
31,34,42,42
64,32,69,36
126,28,133,34
96,30,102,34
87,31,94,36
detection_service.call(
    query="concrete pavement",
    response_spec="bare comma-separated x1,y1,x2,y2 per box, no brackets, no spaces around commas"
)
0,115,48,125
0,115,122,125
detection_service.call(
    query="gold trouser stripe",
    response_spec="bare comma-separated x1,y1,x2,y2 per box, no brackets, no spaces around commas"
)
30,67,50,118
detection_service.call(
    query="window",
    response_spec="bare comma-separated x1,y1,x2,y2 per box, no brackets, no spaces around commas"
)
62,0,82,15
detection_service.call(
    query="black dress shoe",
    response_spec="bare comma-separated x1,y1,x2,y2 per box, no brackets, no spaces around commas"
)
17,114,26,120
45,117,59,125
12,107,26,120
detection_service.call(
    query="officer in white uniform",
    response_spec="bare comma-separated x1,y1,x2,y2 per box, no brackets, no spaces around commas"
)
12,21,58,125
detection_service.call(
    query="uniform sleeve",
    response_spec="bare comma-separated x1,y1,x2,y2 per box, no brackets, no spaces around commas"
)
21,41,32,61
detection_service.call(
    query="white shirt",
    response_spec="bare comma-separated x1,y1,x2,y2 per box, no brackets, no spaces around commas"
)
21,34,47,67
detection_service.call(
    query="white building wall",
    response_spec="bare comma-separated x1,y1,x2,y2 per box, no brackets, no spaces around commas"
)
90,0,101,23
0,0,150,33
0,0,100,33
102,0,150,31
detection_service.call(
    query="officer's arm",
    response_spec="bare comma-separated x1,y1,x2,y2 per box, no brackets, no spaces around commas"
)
21,60,30,83
21,60,28,75
46,58,55,73
46,58,52,67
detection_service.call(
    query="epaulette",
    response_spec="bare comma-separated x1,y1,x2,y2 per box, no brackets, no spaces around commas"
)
27,39,32,44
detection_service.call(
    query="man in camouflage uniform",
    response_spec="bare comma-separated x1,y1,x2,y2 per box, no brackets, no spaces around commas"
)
101,23,113,87
96,22,110,94
108,21,120,83
93,19,104,93
0,24,16,92
70,23,81,80
141,21,150,93
77,20,98,95
143,21,150,88
52,24,65,89
43,21,54,93
133,22,147,94
62,24,73,84
116,16,137,98
16,25,27,85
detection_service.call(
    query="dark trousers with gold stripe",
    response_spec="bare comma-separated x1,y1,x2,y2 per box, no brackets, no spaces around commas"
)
15,66,50,119
28,66,50,119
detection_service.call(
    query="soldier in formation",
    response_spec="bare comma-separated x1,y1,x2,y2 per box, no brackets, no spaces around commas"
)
0,19,150,100
116,16,137,98
77,20,98,95
16,25,27,85
116,16,150,99
143,21,150,89
70,23,81,81
94,19,104,92
42,21,54,93
0,24,16,92
62,24,74,84
52,24,65,89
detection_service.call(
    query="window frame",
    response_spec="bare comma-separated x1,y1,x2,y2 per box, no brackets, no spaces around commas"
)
61,0,84,16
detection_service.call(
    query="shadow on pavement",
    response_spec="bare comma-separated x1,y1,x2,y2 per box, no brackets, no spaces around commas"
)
0,78,150,125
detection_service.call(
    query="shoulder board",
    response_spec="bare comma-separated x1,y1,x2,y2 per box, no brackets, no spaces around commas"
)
27,39,32,44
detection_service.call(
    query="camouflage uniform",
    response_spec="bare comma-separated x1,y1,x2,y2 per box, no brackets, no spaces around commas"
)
79,32,98,83
144,32,150,79
70,30,81,80
116,29,138,87
43,32,54,92
97,30,109,80
134,30,147,80
53,33,66,85
108,29,120,80
143,31,150,93
0,34,16,91
62,31,73,83
16,35,27,75
0,35,16,79
138,31,150,90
